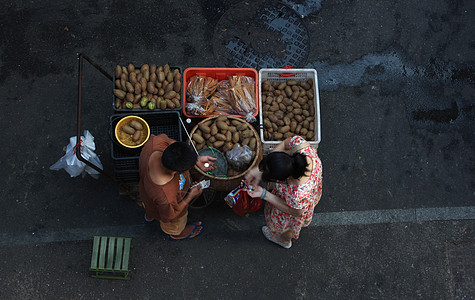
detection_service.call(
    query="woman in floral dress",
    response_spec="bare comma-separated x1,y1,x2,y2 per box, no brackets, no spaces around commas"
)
245,136,322,249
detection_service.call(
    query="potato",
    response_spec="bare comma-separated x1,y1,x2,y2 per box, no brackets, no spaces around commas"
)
241,138,250,146
157,71,165,82
147,82,155,94
122,125,135,134
166,99,175,108
268,115,278,123
129,72,137,84
120,78,127,91
285,86,293,97
292,102,301,109
222,142,233,152
232,131,240,143
215,133,226,141
287,80,297,86
290,120,297,132
306,131,314,140
114,89,126,99
163,64,170,75
291,91,299,101
193,133,205,144
115,65,122,78
225,131,232,142
307,89,314,99
130,120,143,130
150,64,157,74
273,132,283,140
279,125,290,134
274,110,284,119
150,72,157,83
164,90,176,99
236,123,247,131
198,123,211,134
174,81,181,93
277,82,286,90
213,140,225,148
140,64,149,73
126,93,134,103
132,130,141,142
263,119,272,128
210,123,218,135
166,72,174,83
249,137,256,150
216,121,228,131
241,129,251,139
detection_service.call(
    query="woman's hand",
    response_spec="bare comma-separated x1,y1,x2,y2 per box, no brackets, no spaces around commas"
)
196,155,217,172
244,166,262,186
246,184,265,199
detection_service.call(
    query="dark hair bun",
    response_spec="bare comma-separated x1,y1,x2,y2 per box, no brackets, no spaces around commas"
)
291,153,309,179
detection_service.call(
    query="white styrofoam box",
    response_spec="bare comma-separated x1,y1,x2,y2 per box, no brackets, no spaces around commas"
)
258,68,321,155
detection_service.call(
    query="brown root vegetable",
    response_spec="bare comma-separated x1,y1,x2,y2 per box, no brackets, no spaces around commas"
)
122,125,135,134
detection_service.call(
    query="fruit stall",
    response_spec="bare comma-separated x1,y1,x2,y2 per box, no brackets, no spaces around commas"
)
75,53,320,208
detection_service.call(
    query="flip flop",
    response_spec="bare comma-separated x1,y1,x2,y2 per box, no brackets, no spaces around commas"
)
143,214,154,224
262,226,292,249
169,222,204,241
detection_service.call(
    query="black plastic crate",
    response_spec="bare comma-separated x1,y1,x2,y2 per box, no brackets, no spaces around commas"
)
114,170,140,184
110,111,183,172
113,65,183,113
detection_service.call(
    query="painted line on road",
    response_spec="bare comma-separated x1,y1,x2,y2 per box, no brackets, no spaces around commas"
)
0,206,473,246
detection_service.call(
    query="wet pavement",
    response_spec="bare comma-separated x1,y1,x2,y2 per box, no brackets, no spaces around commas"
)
0,0,474,299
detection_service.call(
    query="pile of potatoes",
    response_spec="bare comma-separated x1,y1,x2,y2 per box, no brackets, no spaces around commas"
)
113,64,181,110
191,116,258,175
261,79,316,141
118,119,146,146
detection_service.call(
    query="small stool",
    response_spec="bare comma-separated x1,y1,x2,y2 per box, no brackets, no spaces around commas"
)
89,235,133,280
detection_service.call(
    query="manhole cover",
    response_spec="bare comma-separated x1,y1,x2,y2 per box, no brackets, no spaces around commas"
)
213,0,309,69
447,244,475,299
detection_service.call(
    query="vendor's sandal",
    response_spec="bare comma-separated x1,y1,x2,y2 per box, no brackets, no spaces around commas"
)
143,214,154,224
169,222,204,241
262,226,292,249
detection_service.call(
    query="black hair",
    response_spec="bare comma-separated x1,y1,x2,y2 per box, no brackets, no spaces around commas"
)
161,142,197,172
259,152,309,182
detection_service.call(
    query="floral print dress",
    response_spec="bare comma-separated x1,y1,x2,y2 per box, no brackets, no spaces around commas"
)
264,136,323,239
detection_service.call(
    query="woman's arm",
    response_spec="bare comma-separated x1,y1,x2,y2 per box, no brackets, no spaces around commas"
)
246,185,304,217
263,191,304,217
272,137,291,152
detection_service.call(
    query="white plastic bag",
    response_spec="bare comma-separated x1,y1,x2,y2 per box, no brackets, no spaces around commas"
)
50,130,103,179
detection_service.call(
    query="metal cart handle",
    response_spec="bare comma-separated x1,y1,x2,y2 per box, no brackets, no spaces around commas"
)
76,53,115,180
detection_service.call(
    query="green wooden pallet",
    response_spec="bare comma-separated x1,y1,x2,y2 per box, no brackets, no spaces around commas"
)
89,235,133,280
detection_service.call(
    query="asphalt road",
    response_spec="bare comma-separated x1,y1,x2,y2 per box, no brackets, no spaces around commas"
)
0,0,473,299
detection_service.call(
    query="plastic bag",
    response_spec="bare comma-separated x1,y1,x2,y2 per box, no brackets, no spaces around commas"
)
226,145,252,170
224,182,262,216
49,130,103,179
185,75,218,115
218,76,257,122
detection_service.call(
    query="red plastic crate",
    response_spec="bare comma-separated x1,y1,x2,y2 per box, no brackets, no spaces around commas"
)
182,67,259,119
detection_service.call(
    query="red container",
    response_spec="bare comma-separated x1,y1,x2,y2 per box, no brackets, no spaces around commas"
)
182,67,259,119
